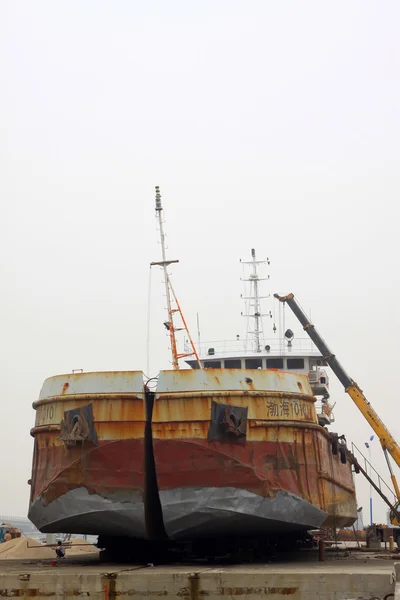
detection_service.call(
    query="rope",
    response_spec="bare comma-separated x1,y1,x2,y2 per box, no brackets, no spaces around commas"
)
146,266,152,376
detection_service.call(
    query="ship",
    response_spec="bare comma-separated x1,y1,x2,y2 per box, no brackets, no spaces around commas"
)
28,187,357,551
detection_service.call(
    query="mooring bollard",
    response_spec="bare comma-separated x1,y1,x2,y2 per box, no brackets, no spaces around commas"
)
318,539,325,562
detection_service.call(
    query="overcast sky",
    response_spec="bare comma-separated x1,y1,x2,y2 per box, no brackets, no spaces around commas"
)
1,1,400,526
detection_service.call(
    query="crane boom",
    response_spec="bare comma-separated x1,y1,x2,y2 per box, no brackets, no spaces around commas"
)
274,293,400,502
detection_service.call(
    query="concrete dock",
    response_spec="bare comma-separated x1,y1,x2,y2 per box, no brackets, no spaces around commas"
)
0,551,398,599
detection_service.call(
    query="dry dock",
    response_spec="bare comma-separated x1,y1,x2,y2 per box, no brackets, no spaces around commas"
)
0,552,398,599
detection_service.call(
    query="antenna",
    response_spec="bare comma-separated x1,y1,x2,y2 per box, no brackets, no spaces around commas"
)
240,249,271,353
197,313,201,350
150,186,201,369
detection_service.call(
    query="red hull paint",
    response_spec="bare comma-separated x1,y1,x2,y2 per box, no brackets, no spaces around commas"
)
32,439,145,506
154,439,305,498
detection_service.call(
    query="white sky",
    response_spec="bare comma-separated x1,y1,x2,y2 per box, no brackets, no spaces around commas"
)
1,0,400,526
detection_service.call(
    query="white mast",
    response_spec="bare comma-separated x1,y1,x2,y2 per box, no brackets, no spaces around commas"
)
150,186,201,369
251,249,262,351
153,186,179,368
241,249,270,353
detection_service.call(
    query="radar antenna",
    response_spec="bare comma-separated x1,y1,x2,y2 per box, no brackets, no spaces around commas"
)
150,186,201,369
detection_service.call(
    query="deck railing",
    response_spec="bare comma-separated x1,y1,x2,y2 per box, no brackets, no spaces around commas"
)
196,337,320,357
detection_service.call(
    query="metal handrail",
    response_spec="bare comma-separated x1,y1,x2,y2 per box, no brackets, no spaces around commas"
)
351,441,396,501
197,337,322,358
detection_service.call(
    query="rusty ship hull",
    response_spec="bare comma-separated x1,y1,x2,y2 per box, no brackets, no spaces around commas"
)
152,369,356,539
28,372,149,538
29,369,357,540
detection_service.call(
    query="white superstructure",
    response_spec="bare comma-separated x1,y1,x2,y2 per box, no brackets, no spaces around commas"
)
185,249,334,426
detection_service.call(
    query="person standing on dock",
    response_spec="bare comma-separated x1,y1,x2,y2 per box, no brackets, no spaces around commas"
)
4,530,12,543
55,541,65,558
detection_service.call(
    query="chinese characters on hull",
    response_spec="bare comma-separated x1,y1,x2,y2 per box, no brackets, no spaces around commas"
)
266,398,313,420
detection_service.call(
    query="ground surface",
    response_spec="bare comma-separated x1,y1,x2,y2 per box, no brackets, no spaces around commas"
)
0,548,396,575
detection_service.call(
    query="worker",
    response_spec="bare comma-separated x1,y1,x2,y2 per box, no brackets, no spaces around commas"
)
55,540,65,559
4,530,12,543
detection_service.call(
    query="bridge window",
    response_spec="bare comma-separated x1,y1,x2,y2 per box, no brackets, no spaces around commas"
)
267,358,284,369
225,359,242,368
287,358,305,370
204,360,221,368
245,358,262,369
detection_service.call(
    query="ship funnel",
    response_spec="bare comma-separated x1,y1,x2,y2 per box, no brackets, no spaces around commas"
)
155,186,162,211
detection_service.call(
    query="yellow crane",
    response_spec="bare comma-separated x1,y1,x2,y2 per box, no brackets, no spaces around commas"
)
274,293,400,522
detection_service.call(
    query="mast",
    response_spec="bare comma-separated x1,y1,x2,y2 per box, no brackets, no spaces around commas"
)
251,249,261,351
150,186,201,370
241,249,270,353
